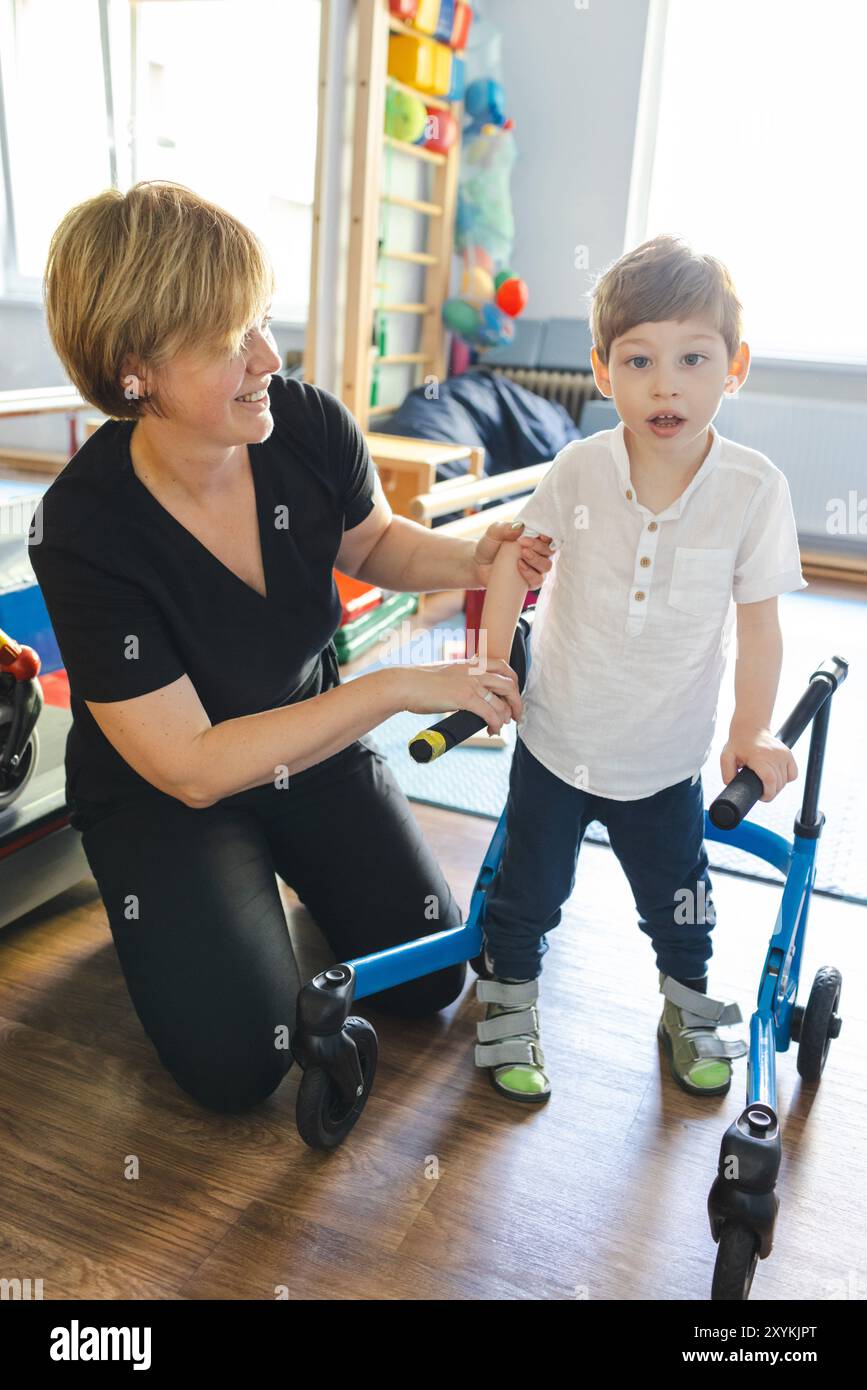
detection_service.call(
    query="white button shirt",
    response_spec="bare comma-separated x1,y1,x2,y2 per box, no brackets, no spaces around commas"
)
512,420,807,800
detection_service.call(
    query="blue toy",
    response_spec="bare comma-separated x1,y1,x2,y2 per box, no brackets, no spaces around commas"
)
464,76,506,128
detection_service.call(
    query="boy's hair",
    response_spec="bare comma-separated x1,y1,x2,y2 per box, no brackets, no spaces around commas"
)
42,180,275,421
588,233,743,367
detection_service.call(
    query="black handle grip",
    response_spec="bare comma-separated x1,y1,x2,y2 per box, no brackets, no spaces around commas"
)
409,707,489,763
408,608,535,764
708,653,849,830
708,767,764,830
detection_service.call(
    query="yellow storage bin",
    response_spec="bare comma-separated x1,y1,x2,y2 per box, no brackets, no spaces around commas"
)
388,32,434,91
412,0,440,35
431,41,452,96
388,32,452,97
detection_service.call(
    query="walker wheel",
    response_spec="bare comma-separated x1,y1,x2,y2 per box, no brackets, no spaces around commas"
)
0,726,39,812
296,1016,378,1150
711,1222,759,1301
797,966,842,1082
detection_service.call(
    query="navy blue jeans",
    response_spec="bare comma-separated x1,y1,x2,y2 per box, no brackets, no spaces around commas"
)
482,735,715,982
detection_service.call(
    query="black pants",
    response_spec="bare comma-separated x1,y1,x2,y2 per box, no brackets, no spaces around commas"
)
73,738,466,1114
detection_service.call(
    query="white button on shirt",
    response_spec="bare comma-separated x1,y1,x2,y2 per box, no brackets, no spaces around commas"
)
513,420,807,800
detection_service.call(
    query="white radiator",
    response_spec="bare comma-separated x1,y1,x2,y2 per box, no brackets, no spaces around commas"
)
714,393,867,553
491,367,598,424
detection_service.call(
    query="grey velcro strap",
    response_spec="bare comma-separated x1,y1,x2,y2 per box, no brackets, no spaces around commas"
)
476,978,538,1007
662,976,742,1026
476,1007,539,1043
475,1039,545,1069
686,1032,749,1060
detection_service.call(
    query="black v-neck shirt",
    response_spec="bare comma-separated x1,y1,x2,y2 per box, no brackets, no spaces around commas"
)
27,375,377,810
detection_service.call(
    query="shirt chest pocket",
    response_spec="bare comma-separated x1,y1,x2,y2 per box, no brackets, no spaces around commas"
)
668,546,735,617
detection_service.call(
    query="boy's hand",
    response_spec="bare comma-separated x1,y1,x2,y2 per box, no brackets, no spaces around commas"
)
472,521,555,591
720,726,798,802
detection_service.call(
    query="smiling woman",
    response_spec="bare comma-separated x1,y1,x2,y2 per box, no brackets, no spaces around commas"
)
43,182,277,421
29,179,549,1117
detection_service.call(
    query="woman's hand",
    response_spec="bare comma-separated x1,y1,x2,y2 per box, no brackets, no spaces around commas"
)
399,658,523,736
472,521,554,591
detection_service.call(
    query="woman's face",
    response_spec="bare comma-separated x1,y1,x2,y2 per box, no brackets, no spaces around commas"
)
134,312,283,445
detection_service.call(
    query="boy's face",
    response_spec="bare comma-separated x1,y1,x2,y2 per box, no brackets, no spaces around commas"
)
591,315,750,455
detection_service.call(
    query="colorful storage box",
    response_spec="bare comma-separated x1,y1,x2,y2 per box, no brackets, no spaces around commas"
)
333,591,419,664
388,32,433,91
451,1,472,49
388,32,452,97
412,0,441,36
434,0,456,43
334,570,382,626
447,53,465,101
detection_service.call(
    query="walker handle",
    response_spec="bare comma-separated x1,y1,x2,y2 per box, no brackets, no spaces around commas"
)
707,767,765,831
408,608,536,764
708,654,849,830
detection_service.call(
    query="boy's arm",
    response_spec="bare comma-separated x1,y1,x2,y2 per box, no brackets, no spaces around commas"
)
731,596,783,728
478,538,530,663
720,596,797,801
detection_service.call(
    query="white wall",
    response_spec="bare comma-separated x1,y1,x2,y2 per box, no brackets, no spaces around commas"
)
492,0,650,322
1,0,864,457
483,0,865,403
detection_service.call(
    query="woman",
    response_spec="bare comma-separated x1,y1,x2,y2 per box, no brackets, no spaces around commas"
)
29,182,554,1114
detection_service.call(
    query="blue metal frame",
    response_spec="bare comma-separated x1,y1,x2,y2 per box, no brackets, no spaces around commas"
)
704,815,817,1114
345,803,815,1121
345,809,505,998
339,644,846,1142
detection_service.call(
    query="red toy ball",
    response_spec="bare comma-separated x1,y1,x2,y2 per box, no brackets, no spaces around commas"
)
423,106,458,154
495,276,529,317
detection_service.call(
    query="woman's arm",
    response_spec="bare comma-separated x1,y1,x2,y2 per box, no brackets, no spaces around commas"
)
88,652,524,809
357,513,479,591
341,491,554,594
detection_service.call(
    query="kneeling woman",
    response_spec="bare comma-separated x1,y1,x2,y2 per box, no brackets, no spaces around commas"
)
30,180,553,1114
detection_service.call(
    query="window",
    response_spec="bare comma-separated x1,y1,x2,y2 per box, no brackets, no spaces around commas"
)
628,0,866,367
0,0,321,322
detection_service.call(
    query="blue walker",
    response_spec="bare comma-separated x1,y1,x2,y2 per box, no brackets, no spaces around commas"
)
290,606,849,1301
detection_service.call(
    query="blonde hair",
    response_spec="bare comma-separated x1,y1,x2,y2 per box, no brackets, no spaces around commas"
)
588,233,743,367
42,180,275,420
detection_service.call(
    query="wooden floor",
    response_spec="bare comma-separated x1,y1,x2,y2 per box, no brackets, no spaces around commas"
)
0,582,865,1302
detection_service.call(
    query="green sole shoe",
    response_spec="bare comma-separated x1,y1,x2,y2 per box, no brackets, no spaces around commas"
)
657,972,748,1099
475,977,551,1105
657,1018,732,1097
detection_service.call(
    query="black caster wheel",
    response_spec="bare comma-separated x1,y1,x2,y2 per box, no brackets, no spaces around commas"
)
712,1222,759,1301
469,948,494,980
797,966,842,1082
0,726,39,813
296,1016,378,1150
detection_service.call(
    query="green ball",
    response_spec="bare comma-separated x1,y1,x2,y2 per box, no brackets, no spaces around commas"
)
385,88,427,144
494,269,515,290
443,298,481,337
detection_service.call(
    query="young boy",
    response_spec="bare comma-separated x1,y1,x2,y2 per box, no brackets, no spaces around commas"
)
474,234,805,1104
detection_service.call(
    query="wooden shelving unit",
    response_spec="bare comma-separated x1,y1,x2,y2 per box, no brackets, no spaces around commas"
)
307,0,466,430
